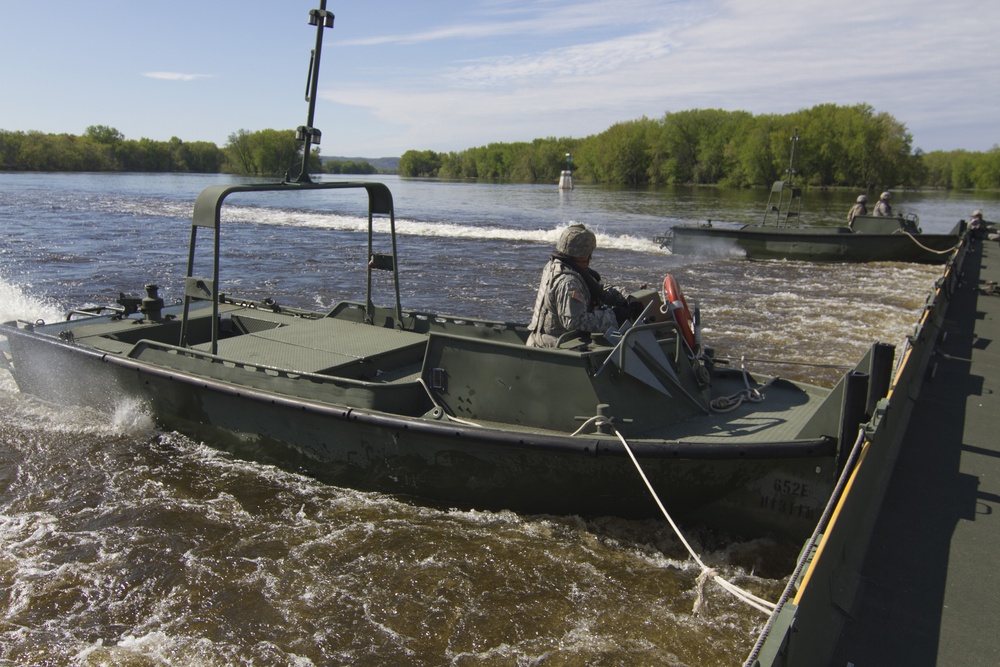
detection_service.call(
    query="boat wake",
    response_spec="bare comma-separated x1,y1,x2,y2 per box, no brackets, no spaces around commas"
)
33,191,670,255
221,204,666,254
0,392,789,665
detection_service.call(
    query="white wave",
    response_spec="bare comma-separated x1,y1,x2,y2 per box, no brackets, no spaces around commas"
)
2,389,155,440
0,368,17,394
76,631,264,667
220,205,669,254
110,397,157,437
0,276,65,325
72,194,669,254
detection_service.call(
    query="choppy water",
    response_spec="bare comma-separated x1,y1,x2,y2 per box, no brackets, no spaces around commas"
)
0,173,994,665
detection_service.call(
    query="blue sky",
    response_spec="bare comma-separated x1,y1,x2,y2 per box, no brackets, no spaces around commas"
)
1,0,997,157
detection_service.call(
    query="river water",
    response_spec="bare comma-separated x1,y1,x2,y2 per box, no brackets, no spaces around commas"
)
0,172,995,665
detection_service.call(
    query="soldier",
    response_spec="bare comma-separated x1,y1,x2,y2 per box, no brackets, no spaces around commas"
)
847,194,868,223
527,224,635,348
873,191,893,217
968,209,994,239
968,209,986,232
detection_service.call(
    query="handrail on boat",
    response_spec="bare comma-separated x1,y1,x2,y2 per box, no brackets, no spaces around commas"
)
179,180,402,354
177,3,401,354
326,301,528,337
66,305,125,321
759,129,802,227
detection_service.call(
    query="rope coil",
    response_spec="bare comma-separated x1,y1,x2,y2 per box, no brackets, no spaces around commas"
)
711,356,776,413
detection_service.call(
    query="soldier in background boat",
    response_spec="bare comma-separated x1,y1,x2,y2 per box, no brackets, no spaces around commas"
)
527,223,635,348
873,191,893,217
847,194,868,224
968,209,997,240
969,210,986,234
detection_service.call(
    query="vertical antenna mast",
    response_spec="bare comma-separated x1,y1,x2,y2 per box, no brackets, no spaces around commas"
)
785,127,799,186
295,1,334,183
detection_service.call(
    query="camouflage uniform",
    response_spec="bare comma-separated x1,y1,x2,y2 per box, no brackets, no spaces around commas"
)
847,202,867,222
526,224,628,348
873,192,892,217
969,209,991,238
526,257,626,348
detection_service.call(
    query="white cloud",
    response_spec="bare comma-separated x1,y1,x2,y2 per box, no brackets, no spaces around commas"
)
445,28,678,87
322,0,1000,154
339,0,704,46
142,72,215,82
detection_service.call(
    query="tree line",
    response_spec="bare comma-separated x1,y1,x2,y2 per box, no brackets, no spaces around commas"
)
399,104,1000,191
323,159,378,174
0,126,372,177
4,105,999,190
0,125,226,173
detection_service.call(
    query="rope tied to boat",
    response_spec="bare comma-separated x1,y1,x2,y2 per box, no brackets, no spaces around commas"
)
741,425,868,667
897,230,961,255
710,356,776,413
416,377,483,427
581,413,778,615
716,356,851,371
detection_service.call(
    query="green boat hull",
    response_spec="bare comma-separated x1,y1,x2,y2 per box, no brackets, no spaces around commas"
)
656,216,962,264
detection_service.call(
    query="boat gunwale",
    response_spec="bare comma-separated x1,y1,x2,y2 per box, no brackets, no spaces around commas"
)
672,223,960,241
657,222,962,264
1,322,837,460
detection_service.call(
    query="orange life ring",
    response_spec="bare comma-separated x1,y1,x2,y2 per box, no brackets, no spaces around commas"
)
663,274,696,350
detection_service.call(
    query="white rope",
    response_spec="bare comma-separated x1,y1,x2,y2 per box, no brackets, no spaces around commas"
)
710,356,775,413
600,417,777,615
898,230,960,255
416,377,482,427
742,426,868,666
718,356,851,371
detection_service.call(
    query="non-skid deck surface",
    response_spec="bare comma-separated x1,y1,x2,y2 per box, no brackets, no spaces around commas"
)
198,316,427,374
650,374,824,443
68,304,428,375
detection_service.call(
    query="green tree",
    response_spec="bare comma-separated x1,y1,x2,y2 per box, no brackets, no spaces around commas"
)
324,159,376,175
398,149,442,177
728,115,781,187
225,129,258,175
971,146,1000,190
252,129,301,177
658,110,702,184
135,137,175,171
0,130,24,169
83,125,124,145
183,140,226,173
601,120,652,185
5,104,998,189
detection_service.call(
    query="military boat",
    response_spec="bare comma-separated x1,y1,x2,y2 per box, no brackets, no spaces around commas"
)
654,133,963,263
0,5,891,543
2,173,892,541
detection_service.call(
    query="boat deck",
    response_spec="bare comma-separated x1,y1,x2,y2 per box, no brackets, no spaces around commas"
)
831,234,1000,665
194,314,427,376
644,373,828,443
